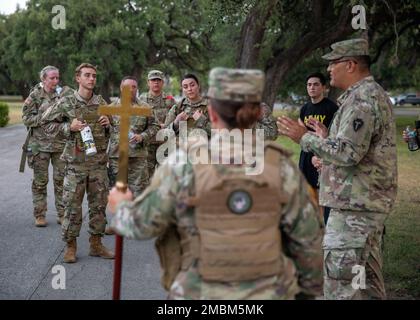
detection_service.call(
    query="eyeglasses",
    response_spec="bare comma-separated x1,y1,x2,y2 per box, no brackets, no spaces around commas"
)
328,59,358,67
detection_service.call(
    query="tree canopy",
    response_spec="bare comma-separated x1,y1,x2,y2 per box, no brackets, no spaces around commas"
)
0,0,419,104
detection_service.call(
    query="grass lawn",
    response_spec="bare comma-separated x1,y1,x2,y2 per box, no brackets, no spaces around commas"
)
7,102,23,125
0,95,24,125
383,117,420,299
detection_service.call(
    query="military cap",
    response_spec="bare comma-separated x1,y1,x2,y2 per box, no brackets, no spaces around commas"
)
206,67,264,103
322,38,369,61
148,70,164,80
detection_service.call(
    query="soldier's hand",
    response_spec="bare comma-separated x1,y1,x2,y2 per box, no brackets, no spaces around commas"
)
98,115,110,127
402,130,409,142
130,133,143,144
174,112,188,125
277,116,308,144
311,156,322,171
107,186,134,214
307,118,328,138
70,118,87,132
192,110,203,121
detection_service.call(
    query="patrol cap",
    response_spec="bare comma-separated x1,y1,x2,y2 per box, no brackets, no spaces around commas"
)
206,67,264,103
322,38,369,61
148,70,164,80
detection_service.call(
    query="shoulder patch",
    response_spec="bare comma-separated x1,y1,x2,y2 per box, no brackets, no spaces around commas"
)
353,118,364,132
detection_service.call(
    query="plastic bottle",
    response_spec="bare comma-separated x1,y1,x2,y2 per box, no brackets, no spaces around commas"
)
80,126,97,156
406,126,419,152
55,85,62,95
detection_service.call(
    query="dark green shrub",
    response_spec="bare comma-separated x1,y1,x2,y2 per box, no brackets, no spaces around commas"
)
0,102,10,127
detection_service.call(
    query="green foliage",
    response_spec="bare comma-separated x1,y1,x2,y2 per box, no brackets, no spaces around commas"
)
0,0,419,101
0,0,215,96
0,102,10,127
208,0,420,100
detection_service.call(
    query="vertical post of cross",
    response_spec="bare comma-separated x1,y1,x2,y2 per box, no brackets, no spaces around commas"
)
98,85,151,300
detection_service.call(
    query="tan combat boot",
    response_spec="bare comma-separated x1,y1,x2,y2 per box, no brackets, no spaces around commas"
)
35,216,47,227
89,235,115,259
63,239,77,263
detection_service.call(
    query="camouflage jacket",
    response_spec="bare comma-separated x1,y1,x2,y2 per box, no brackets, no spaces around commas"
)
108,97,159,158
22,84,72,153
164,97,211,137
41,91,112,165
300,76,398,213
255,103,278,141
138,92,175,125
112,136,323,299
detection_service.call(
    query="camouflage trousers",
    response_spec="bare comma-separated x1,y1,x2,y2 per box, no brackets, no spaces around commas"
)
146,144,159,180
61,162,108,242
30,151,65,218
108,157,150,197
323,209,387,300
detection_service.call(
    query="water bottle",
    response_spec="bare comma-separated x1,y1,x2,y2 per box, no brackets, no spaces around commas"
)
80,126,97,156
128,131,137,147
406,126,419,152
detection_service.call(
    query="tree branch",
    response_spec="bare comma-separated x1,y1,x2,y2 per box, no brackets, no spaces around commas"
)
371,20,420,64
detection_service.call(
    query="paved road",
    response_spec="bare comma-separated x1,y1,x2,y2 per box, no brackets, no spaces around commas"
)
0,124,166,300
392,107,420,117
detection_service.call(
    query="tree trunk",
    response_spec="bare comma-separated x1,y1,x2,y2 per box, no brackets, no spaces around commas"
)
131,65,143,85
17,81,30,99
327,86,343,103
235,0,279,68
263,9,354,107
99,80,111,104
235,3,354,109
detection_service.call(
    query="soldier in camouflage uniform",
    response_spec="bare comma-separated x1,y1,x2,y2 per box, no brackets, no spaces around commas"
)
22,66,72,227
108,67,323,300
108,76,159,197
278,39,398,299
139,70,176,179
41,63,115,263
164,73,211,138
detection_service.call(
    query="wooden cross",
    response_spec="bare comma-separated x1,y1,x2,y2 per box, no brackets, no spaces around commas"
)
98,84,152,300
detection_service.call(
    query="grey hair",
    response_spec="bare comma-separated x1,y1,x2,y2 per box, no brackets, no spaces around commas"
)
39,65,59,81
